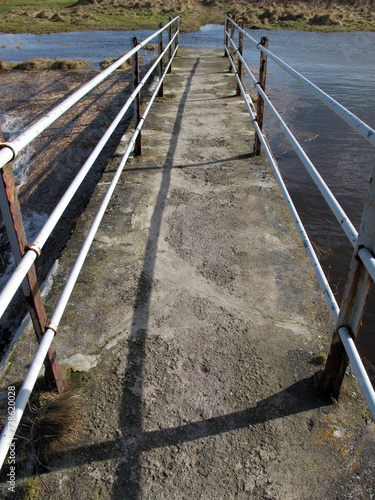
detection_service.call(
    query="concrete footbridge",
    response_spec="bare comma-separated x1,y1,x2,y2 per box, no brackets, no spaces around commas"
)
0,17,374,498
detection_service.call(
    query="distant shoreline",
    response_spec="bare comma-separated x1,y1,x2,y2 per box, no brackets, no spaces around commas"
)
1,1,375,35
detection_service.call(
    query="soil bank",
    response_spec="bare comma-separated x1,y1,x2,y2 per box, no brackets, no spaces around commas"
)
0,49,375,498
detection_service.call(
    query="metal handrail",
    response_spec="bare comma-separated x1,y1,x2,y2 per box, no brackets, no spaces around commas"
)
225,16,375,419
0,18,177,170
225,30,358,249
225,17,375,283
227,16,375,150
0,19,179,470
338,326,375,417
225,43,340,322
0,23,177,319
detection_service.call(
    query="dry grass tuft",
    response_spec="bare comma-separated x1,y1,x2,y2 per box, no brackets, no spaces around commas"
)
0,60,15,70
309,12,342,25
50,59,92,70
100,56,133,69
13,59,54,70
28,390,83,468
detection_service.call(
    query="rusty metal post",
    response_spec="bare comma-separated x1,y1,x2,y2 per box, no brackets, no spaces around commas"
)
317,163,375,399
174,15,179,54
236,21,244,96
253,36,269,156
132,37,142,156
157,22,164,98
0,131,64,393
228,19,235,73
167,16,172,74
224,16,229,57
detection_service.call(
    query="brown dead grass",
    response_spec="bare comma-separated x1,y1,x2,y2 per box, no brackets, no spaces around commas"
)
27,390,83,468
0,58,93,71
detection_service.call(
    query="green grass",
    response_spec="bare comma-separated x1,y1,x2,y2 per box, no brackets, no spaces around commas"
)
0,0,375,34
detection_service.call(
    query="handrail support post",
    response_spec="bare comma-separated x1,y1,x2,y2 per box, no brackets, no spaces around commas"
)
318,162,375,398
167,17,172,73
254,36,269,156
132,37,142,156
236,21,244,97
0,129,64,393
228,19,236,73
175,15,179,54
157,23,164,98
224,15,229,57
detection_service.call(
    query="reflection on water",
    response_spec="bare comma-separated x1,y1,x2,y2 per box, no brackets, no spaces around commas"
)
1,26,375,377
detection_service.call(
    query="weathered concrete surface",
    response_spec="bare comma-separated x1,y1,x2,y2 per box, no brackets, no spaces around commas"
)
1,49,375,498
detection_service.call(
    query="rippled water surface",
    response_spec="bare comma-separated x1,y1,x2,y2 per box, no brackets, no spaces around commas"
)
1,25,375,376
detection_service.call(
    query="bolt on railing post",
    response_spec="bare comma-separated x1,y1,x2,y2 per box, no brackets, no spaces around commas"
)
236,21,244,97
157,22,164,98
317,162,375,399
167,16,172,74
254,36,269,156
175,15,179,53
0,130,64,393
132,37,142,156
228,18,236,73
224,16,229,57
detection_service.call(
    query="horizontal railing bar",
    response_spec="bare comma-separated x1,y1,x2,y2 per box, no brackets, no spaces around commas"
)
0,44,178,471
226,45,340,322
226,16,375,150
0,16,178,172
227,35,358,248
0,32,178,320
358,247,375,283
338,326,375,420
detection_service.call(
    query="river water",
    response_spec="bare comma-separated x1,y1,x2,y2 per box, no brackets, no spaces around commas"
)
0,25,375,379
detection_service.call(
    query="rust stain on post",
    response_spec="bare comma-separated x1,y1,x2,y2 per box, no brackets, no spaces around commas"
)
228,19,235,73
318,259,372,399
132,37,142,156
0,129,64,393
174,16,179,53
158,23,164,98
318,163,375,399
254,36,269,156
236,21,244,97
224,16,229,57
167,17,172,74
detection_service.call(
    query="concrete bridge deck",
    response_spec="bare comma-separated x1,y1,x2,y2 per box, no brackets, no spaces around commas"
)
2,49,375,498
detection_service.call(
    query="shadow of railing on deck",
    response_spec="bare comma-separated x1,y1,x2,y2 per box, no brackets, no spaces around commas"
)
111,55,201,498
0,377,328,491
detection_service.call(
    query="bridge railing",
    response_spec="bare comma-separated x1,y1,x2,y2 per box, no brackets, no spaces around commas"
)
225,15,375,419
0,15,180,469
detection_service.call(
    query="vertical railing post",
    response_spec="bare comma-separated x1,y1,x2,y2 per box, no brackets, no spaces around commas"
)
174,15,179,54
167,16,172,74
158,22,164,98
0,131,64,393
132,37,142,156
253,36,269,156
228,18,235,73
224,15,229,57
317,163,375,399
236,21,244,97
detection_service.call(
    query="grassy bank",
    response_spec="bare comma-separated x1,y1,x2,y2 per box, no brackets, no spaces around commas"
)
0,0,375,34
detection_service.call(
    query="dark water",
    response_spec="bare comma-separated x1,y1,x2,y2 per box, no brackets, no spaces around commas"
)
245,29,375,379
1,26,375,377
